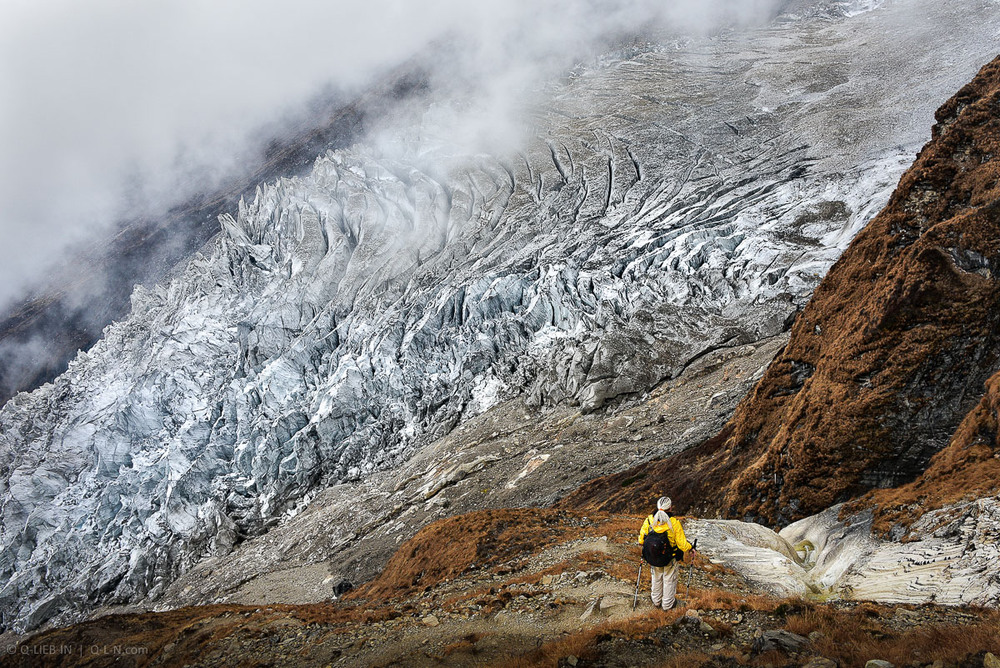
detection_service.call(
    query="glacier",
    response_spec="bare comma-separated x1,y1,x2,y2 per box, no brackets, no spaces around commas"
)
2,0,1000,632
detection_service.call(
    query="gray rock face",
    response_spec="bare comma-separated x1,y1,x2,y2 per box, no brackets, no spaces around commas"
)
1,0,998,632
752,629,809,654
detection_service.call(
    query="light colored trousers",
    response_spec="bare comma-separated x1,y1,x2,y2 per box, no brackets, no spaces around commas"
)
650,561,679,610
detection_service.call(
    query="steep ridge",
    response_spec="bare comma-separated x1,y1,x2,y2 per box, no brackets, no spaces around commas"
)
563,55,1000,526
2,0,1000,636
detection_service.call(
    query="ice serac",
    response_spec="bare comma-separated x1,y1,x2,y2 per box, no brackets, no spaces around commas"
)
1,0,998,632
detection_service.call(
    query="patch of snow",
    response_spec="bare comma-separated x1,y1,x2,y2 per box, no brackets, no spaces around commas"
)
843,0,886,18
505,453,550,489
466,376,507,417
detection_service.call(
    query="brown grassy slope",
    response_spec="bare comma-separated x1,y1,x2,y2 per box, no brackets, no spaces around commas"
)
562,54,1000,525
347,508,632,602
848,368,1000,534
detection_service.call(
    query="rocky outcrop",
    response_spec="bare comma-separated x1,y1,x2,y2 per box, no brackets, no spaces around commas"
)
564,54,1000,526
703,53,1000,524
6,500,999,668
847,367,1000,537
684,500,1000,607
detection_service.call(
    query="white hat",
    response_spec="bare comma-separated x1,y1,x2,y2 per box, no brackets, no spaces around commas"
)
657,496,672,511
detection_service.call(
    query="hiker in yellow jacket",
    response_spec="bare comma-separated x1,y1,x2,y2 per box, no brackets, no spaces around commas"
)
637,496,692,610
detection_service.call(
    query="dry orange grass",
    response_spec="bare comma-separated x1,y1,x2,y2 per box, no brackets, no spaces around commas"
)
654,650,715,668
783,606,1000,667
442,632,485,657
681,588,782,614
505,549,626,587
494,595,1000,668
496,631,595,668
10,602,375,668
606,558,640,582
349,509,639,602
594,513,647,541
655,645,754,668
438,585,497,611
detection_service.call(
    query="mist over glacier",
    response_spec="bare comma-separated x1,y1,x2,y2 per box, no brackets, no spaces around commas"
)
0,0,789,408
0,0,782,313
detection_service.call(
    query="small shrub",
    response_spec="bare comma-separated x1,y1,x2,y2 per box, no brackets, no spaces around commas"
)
621,473,647,487
443,633,483,656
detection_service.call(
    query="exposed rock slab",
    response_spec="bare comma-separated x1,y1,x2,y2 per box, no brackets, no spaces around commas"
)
849,368,1000,537
685,497,1000,608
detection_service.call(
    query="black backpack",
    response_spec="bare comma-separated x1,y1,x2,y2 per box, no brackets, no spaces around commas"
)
641,516,684,567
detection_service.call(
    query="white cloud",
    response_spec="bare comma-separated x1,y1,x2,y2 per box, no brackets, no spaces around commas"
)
0,0,781,309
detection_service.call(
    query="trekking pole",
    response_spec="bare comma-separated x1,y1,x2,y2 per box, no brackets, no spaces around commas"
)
632,561,642,610
685,539,698,598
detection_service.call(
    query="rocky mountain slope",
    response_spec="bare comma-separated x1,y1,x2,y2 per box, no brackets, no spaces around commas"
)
6,510,1000,667
2,0,1000,642
849,368,1000,536
564,53,1000,528
556,58,1000,616
44,48,994,665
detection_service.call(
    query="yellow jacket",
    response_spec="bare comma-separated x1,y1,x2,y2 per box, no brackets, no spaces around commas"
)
637,514,692,553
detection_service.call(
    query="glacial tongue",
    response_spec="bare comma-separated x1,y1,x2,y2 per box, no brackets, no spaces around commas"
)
2,0,999,634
